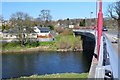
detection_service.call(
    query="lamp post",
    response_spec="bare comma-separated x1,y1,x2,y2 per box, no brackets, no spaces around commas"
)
90,12,93,29
96,0,98,29
85,17,87,27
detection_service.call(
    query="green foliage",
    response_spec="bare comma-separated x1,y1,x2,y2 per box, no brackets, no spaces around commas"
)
2,42,21,51
3,42,19,48
56,35,82,50
2,30,82,51
39,41,55,46
2,25,5,31
25,41,40,48
2,24,10,31
48,25,54,30
60,29,73,36
55,35,61,41
54,27,64,34
80,20,85,27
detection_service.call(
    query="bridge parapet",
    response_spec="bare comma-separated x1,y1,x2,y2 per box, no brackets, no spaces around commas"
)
73,29,118,79
73,29,96,36
95,34,118,79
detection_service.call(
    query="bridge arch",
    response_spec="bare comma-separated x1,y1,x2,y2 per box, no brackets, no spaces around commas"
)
73,30,96,62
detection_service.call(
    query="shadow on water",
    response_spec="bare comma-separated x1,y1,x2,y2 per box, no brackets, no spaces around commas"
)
74,31,96,63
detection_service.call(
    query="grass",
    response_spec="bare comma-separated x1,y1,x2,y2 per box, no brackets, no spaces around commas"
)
9,73,88,79
2,42,23,51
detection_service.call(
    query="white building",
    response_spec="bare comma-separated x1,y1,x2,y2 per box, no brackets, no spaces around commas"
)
69,25,74,28
33,26,54,42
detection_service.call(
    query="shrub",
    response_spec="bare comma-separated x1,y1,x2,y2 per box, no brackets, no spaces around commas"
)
56,35,82,50
60,29,73,36
48,25,54,30
72,37,82,50
2,42,20,50
54,27,64,34
25,41,39,48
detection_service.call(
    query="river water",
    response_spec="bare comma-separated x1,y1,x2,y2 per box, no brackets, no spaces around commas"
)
2,51,91,79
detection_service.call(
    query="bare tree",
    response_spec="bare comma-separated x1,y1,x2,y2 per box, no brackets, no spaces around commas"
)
0,15,3,29
107,1,120,30
39,10,52,27
10,12,32,46
0,15,3,22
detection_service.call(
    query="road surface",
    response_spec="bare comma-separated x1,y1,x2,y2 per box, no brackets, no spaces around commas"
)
104,30,119,55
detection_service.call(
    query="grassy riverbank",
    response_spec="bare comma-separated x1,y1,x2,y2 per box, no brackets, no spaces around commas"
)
1,34,83,54
9,73,88,79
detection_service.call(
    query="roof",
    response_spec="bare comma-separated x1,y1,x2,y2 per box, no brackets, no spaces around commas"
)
3,27,36,33
36,26,50,32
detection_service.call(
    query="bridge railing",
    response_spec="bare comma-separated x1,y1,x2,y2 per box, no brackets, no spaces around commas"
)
95,36,105,79
104,34,118,79
95,34,118,79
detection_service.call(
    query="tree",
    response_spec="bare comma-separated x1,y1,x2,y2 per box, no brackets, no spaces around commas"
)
0,15,3,29
2,24,10,31
0,15,3,22
10,12,32,46
79,19,85,27
48,25,54,30
107,1,120,30
67,18,69,27
39,10,52,27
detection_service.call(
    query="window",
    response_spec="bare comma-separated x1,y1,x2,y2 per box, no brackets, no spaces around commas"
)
6,34,8,37
10,35,12,37
41,31,49,33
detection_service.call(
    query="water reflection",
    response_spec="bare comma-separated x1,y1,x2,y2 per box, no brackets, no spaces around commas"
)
2,51,91,79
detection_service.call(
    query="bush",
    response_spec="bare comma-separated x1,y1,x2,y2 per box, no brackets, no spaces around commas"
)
72,37,82,50
39,41,55,46
2,42,19,47
48,25,54,30
25,41,39,48
2,42,20,50
60,29,73,36
56,35,82,50
54,27,64,34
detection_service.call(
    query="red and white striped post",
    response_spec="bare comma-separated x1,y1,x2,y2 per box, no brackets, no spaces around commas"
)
97,0,103,60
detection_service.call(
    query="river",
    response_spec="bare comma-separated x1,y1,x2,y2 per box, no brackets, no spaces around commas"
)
2,51,92,79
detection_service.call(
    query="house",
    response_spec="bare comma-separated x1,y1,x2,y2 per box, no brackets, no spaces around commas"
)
2,27,37,42
33,26,54,42
69,25,74,29
0,20,2,27
1,26,54,42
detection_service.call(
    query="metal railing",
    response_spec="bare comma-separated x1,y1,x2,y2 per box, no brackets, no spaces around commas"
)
95,34,118,79
104,34,118,79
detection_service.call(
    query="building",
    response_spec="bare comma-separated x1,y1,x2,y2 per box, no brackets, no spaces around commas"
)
2,27,37,42
69,25,74,28
1,26,54,42
0,20,2,27
33,26,54,42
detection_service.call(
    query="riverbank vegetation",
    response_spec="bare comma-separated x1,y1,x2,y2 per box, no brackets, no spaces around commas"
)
2,29,83,53
2,35,82,53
